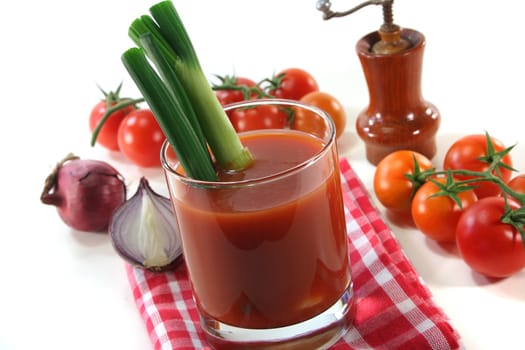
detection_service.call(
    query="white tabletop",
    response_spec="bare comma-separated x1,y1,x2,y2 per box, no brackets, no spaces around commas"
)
2,1,524,349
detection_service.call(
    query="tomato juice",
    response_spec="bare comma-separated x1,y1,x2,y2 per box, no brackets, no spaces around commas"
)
165,129,351,330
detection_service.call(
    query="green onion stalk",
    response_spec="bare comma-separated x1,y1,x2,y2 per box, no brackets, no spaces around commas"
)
122,0,253,181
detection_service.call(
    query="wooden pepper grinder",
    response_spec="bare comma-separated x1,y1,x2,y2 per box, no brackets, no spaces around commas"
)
317,0,440,165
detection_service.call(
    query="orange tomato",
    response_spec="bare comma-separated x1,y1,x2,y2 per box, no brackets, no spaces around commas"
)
296,91,347,139
373,150,434,214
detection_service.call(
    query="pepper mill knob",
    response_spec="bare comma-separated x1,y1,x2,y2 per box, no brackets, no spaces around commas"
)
372,26,411,54
317,0,411,54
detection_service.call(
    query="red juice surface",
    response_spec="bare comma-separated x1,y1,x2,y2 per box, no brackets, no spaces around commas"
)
170,130,350,329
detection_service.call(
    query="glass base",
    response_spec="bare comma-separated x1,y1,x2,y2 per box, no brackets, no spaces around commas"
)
200,282,356,350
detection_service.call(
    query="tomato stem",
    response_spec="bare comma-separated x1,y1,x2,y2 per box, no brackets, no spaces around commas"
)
212,74,273,99
90,97,145,146
427,171,477,210
431,168,525,205
500,198,525,249
403,154,435,200
258,72,286,93
417,131,523,204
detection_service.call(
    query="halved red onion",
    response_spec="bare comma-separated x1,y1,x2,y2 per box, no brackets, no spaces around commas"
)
109,177,182,271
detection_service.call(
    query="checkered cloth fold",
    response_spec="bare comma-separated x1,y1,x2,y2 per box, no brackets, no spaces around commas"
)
126,158,461,350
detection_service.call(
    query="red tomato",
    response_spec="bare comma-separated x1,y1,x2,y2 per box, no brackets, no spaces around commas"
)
215,77,257,106
411,177,477,243
89,100,135,151
456,197,525,278
443,134,513,198
507,174,525,203
298,91,347,139
268,68,319,100
229,104,288,132
117,109,166,168
373,150,434,213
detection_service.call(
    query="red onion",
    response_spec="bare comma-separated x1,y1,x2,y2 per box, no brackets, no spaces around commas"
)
109,177,182,271
40,153,127,232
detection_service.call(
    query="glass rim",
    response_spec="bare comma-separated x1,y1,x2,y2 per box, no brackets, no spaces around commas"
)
160,98,336,189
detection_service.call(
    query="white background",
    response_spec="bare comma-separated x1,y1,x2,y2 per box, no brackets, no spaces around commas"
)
1,0,524,349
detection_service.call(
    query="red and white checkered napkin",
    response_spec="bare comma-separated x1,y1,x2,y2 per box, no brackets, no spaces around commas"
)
126,158,462,350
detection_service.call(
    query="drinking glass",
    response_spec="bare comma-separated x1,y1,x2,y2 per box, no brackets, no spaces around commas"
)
161,99,355,349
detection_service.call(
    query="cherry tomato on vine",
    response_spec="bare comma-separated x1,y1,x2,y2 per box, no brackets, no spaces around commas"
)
373,150,434,214
297,91,347,139
89,100,135,151
268,68,319,100
456,197,525,278
117,109,166,168
229,104,288,132
507,174,525,202
411,177,478,243
215,76,257,106
443,134,513,198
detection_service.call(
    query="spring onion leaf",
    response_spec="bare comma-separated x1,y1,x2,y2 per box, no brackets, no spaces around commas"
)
122,47,216,181
138,33,207,153
124,0,253,178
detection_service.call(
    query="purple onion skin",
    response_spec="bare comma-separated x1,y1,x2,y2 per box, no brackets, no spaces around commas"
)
41,156,127,232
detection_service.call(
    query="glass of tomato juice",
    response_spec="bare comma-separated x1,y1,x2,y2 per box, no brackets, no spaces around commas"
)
161,99,355,349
